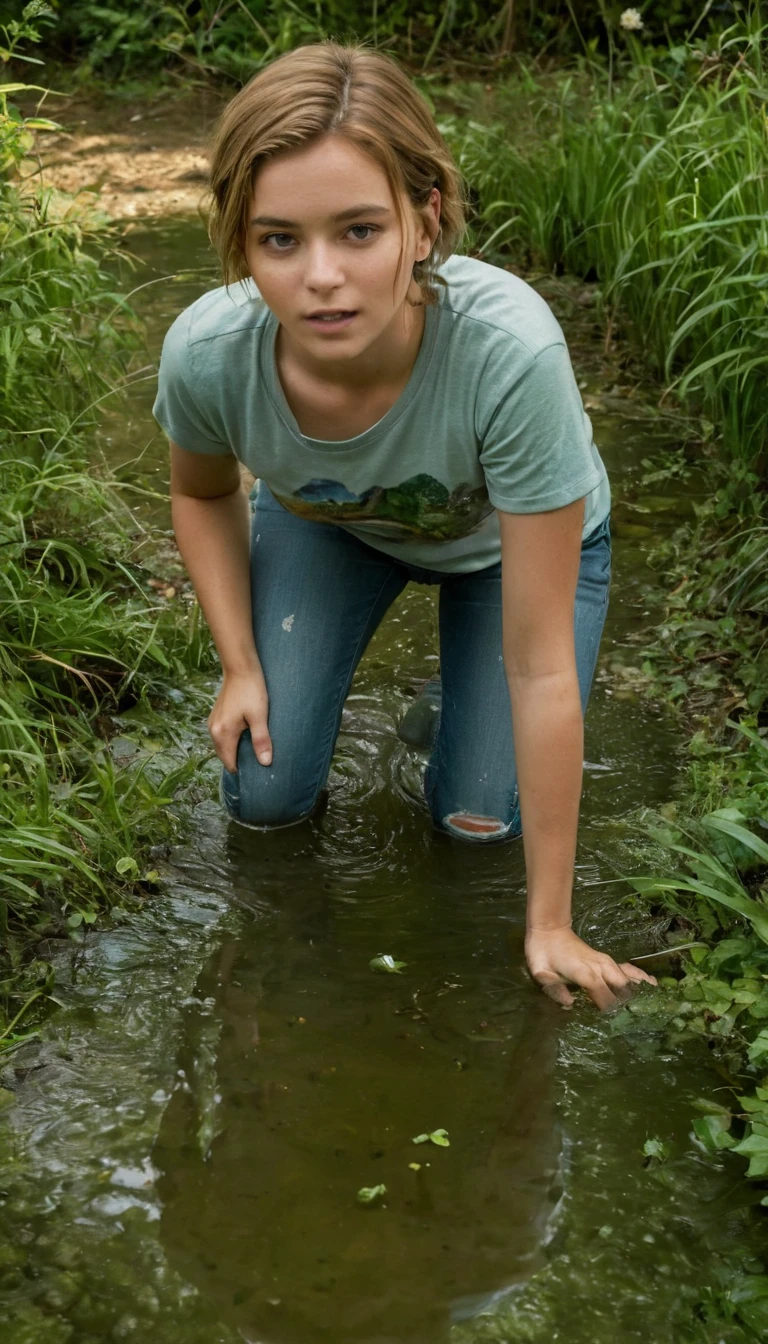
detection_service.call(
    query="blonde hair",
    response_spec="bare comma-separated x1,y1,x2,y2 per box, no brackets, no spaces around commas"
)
207,40,467,305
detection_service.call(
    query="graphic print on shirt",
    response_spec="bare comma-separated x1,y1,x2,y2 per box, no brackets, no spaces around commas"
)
271,474,494,543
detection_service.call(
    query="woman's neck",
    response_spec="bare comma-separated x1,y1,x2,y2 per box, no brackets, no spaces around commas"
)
273,295,429,441
277,296,426,394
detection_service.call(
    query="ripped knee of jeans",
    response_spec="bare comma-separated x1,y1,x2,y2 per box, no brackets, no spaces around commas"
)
442,811,517,842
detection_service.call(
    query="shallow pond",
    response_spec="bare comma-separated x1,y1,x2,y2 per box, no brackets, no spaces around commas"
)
1,217,765,1344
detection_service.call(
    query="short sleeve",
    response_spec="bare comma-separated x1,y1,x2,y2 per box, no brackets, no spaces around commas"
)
479,341,603,513
152,314,234,457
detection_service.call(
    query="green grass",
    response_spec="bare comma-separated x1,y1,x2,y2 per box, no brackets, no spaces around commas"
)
442,15,768,468
0,13,220,1050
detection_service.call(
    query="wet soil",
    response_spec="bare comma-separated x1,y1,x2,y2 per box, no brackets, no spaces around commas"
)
21,86,226,221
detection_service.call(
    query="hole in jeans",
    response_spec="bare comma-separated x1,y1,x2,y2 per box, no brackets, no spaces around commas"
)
444,812,508,838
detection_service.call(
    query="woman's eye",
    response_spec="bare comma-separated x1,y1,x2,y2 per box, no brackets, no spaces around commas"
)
263,233,294,250
348,225,377,241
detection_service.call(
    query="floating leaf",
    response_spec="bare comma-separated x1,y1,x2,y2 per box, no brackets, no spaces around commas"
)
429,1128,450,1147
369,954,407,974
357,1184,386,1204
413,1128,450,1147
408,1162,422,1171
642,1137,669,1163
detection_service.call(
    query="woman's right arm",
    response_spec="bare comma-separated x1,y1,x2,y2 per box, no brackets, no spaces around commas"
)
170,441,273,770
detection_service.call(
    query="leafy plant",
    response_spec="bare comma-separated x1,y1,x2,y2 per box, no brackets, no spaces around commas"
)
629,808,768,943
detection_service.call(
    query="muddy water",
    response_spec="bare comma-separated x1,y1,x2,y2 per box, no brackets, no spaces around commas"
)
1,218,765,1344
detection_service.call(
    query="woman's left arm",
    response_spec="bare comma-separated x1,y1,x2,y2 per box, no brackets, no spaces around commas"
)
498,500,657,1010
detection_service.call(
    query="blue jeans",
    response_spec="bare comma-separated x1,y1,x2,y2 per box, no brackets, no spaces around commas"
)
220,483,611,842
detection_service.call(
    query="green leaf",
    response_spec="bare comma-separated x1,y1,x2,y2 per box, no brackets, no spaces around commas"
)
357,1184,386,1204
642,1137,669,1162
748,1030,768,1066
691,1097,732,1116
739,1095,768,1114
0,82,48,94
732,1133,768,1158
429,1128,450,1147
707,807,748,823
116,856,138,876
369,954,407,974
702,813,768,864
630,872,768,945
412,1130,450,1146
146,642,170,669
693,1114,734,1152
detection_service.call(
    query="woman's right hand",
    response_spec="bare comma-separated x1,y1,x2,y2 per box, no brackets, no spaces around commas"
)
207,669,273,773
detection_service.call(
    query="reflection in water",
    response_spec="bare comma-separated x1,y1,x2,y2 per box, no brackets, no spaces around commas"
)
156,825,561,1342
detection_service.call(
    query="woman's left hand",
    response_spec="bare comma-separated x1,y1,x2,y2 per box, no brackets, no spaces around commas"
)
524,926,658,1011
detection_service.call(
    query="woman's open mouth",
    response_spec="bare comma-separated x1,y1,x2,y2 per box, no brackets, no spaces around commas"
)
304,310,357,331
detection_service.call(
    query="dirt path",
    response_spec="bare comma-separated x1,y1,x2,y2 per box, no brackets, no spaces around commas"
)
22,86,228,222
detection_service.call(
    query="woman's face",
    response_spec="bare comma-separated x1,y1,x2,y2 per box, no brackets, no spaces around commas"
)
244,134,440,362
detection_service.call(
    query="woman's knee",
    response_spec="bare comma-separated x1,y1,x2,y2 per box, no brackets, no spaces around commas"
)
425,766,523,843
434,806,522,843
219,732,323,830
437,808,522,843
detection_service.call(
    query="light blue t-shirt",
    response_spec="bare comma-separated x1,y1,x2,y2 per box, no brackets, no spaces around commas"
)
153,254,610,573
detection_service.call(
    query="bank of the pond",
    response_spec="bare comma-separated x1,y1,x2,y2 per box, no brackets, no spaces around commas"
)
0,25,224,1053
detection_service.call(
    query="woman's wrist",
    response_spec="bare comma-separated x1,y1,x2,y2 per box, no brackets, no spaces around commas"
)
221,655,263,679
525,885,573,934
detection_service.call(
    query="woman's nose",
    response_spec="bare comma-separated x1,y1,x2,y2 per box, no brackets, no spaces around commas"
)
304,242,344,291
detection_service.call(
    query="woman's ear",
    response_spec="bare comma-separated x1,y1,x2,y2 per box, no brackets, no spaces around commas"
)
417,186,442,261
419,185,443,255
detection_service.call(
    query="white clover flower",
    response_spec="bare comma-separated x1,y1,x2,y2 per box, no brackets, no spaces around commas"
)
620,8,644,31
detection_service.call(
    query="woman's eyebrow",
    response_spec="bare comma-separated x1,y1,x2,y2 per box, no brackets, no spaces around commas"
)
250,204,391,227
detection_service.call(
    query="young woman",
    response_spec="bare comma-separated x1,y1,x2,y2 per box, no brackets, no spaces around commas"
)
153,41,657,1013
